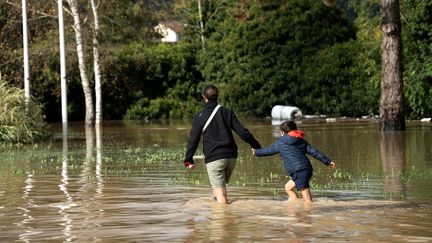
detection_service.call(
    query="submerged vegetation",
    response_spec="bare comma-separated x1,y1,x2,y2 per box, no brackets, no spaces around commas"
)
0,75,46,144
1,123,431,203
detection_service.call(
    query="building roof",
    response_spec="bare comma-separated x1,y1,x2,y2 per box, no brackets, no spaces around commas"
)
159,20,184,34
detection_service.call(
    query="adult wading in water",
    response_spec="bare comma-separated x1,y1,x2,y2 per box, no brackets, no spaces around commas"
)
183,84,261,204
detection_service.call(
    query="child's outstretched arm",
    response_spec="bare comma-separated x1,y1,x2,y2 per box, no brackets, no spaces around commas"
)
305,143,332,166
253,142,280,157
328,161,336,169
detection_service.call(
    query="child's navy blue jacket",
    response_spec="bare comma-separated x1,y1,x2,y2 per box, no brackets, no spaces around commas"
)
255,131,332,174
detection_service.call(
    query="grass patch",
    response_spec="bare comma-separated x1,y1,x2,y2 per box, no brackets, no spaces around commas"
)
0,75,47,144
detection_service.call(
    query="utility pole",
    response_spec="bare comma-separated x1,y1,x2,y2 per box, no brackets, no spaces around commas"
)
22,0,30,106
58,0,68,126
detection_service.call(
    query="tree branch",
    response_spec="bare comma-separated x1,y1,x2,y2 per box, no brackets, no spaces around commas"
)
6,0,57,19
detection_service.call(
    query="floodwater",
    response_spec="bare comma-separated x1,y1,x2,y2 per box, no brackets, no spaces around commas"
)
0,120,431,242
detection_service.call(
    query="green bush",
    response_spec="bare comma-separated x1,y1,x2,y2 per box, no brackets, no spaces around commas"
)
122,43,203,121
0,75,46,143
124,96,202,121
402,0,432,119
105,42,202,120
198,0,357,117
297,41,380,116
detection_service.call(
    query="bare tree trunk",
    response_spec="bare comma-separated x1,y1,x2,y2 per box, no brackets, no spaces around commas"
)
379,0,405,131
197,0,205,50
67,0,94,125
90,0,102,125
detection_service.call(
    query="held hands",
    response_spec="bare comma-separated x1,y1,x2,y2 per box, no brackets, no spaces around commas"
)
328,161,336,169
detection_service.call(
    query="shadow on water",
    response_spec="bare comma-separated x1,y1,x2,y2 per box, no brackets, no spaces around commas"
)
0,121,432,242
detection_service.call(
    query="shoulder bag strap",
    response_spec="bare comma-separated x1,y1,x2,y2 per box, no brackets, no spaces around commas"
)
202,105,221,133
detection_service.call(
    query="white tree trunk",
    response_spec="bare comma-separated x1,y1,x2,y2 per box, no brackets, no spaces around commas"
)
67,0,94,125
90,0,102,124
197,0,205,50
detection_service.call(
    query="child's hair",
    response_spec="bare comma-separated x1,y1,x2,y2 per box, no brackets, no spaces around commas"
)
280,120,297,133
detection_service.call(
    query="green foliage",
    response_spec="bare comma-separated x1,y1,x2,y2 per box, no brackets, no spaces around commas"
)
176,0,236,45
402,0,432,119
124,96,201,121
0,75,46,144
98,0,163,44
0,1,174,121
298,41,379,116
1,0,431,121
199,0,357,116
106,42,202,120
124,78,203,121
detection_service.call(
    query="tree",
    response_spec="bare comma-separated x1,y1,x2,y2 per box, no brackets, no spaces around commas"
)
90,0,102,124
197,0,205,50
379,0,405,130
67,0,94,125
173,0,233,48
0,1,173,121
401,0,432,119
198,0,356,116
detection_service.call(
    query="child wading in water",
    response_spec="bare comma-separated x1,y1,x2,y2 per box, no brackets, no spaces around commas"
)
252,120,336,203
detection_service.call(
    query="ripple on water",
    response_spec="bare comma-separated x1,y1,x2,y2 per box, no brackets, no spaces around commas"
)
182,196,432,242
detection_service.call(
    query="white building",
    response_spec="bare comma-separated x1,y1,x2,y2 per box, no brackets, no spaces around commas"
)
154,21,184,43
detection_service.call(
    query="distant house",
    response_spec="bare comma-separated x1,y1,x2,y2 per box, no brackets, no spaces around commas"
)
154,21,184,43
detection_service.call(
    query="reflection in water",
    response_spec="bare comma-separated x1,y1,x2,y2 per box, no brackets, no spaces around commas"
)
96,124,104,196
74,124,105,241
17,172,36,242
206,204,233,242
52,124,105,241
81,125,94,179
94,125,105,239
283,200,312,230
184,198,316,242
379,131,406,196
183,196,430,242
184,198,233,242
52,124,75,242
1,122,432,242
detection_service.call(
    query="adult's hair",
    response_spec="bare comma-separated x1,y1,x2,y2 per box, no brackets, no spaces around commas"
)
203,84,219,101
280,120,297,133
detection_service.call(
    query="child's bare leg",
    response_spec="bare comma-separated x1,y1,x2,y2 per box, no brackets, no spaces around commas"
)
213,187,228,204
285,180,298,200
300,188,312,203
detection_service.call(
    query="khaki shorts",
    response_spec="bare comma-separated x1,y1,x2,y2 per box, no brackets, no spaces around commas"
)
206,158,237,188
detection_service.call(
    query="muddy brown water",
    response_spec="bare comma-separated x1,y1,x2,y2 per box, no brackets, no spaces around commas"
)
1,120,431,242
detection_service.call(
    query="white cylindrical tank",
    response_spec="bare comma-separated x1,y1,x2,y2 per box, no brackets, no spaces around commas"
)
271,105,302,120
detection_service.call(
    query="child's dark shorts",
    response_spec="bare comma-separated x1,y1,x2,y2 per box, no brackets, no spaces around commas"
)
289,169,313,190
